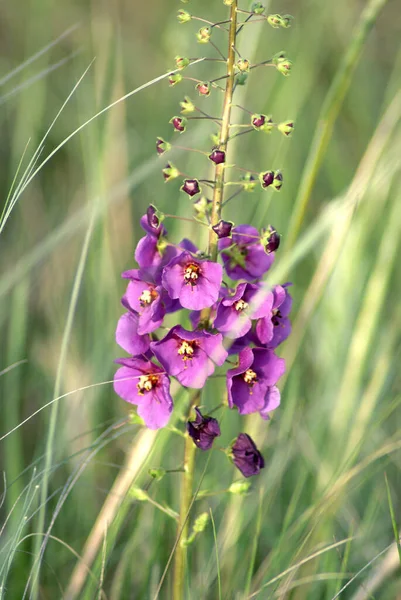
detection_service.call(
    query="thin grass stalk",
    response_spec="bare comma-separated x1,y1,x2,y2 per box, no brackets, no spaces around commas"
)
284,0,388,251
172,4,238,597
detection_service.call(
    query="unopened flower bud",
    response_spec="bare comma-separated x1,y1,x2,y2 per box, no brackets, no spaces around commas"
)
280,14,294,28
278,120,295,137
259,170,274,189
240,172,257,192
267,14,283,28
130,486,148,501
193,512,209,532
210,132,220,146
162,162,179,182
236,59,250,73
276,60,293,76
156,137,171,156
177,9,191,23
181,178,200,197
168,72,183,86
229,481,251,495
251,114,273,132
212,219,233,239
175,56,190,70
272,50,287,65
223,0,235,5
196,26,211,44
262,225,280,253
148,468,166,481
196,81,211,96
193,196,212,219
251,2,265,14
180,96,195,114
146,205,162,231
169,116,187,133
272,170,283,191
209,149,226,165
235,72,248,86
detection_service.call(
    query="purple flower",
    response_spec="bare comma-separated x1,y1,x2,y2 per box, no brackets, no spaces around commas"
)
226,347,284,418
181,179,201,197
187,407,221,450
114,358,173,429
262,225,280,254
231,433,265,478
122,270,166,335
162,251,222,310
219,225,274,281
215,283,273,339
260,171,274,188
115,310,150,356
151,325,228,388
139,205,165,237
212,219,232,239
209,149,226,165
255,284,292,348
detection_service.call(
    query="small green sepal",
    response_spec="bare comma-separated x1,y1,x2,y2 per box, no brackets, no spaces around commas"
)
196,26,211,44
180,96,196,113
177,9,191,23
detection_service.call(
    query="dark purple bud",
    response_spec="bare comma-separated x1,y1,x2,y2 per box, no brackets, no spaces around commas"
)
231,433,265,478
252,114,273,132
168,72,183,86
272,170,283,191
209,149,226,165
156,137,171,156
212,220,233,239
162,162,180,182
146,205,160,231
181,179,200,197
259,170,274,189
187,407,221,450
175,56,190,70
263,225,280,253
252,114,265,128
196,81,211,97
170,116,187,133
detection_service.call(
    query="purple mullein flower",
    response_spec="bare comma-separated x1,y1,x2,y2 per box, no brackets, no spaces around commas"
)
114,358,173,429
231,433,265,477
122,270,166,335
162,251,223,310
214,283,273,339
151,325,228,388
227,347,285,419
187,407,221,450
255,283,292,348
219,224,274,281
115,310,151,356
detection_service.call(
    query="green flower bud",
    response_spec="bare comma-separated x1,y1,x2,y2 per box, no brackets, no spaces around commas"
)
267,14,283,28
130,486,148,501
229,481,251,495
196,26,211,44
156,137,171,156
235,72,248,86
193,512,209,533
193,196,212,219
210,132,220,146
235,59,250,73
175,56,190,70
251,2,265,14
280,14,294,28
277,120,295,137
168,72,183,86
240,172,257,192
162,162,180,182
177,9,191,24
272,170,283,191
196,81,211,96
251,114,273,133
148,468,166,481
276,59,293,76
180,96,195,113
272,50,287,65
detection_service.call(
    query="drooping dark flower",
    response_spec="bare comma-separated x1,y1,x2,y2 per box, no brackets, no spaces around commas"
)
215,283,273,339
212,219,233,239
209,149,226,165
139,205,165,238
231,433,265,477
262,225,280,254
151,325,227,388
187,407,221,450
219,224,274,281
255,283,292,348
181,179,201,197
226,347,284,419
162,251,222,310
114,358,173,429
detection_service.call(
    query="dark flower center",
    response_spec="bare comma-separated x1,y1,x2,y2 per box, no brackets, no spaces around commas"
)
184,263,200,287
272,309,282,327
243,368,258,387
139,288,158,307
177,340,196,361
137,374,159,395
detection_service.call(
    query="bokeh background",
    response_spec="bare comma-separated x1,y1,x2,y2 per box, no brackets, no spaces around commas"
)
1,0,401,598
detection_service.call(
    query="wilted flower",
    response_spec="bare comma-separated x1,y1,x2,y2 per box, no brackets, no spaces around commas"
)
187,407,221,450
231,433,265,477
151,326,227,388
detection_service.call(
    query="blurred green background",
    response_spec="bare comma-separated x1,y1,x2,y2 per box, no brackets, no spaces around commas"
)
1,0,401,598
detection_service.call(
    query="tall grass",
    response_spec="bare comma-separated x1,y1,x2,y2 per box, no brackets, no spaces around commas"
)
1,0,401,598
